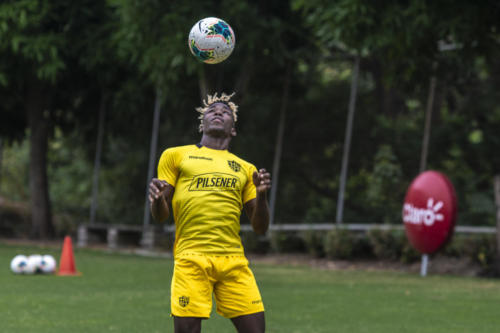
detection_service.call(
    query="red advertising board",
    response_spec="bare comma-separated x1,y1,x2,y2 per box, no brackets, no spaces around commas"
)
403,171,457,254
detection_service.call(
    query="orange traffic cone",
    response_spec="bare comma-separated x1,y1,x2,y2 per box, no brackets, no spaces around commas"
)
57,236,81,276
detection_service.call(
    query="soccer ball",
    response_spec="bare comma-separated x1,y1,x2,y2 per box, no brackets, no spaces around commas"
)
26,254,43,274
39,255,57,274
188,17,235,64
10,255,29,274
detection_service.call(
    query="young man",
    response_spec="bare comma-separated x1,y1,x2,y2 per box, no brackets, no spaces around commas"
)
149,92,271,333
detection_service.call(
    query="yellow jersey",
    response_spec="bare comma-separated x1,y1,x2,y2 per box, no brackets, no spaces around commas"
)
157,144,257,257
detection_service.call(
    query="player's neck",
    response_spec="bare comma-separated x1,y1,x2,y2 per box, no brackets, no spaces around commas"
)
199,135,231,151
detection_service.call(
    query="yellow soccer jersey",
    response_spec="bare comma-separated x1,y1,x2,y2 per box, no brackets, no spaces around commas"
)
157,144,257,257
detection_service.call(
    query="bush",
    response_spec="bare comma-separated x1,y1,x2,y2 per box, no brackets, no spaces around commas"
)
301,230,326,258
367,229,403,260
351,235,375,259
463,234,496,270
0,200,31,237
270,231,306,253
400,241,421,263
364,228,423,263
324,228,355,259
442,234,468,258
240,231,270,254
247,227,496,274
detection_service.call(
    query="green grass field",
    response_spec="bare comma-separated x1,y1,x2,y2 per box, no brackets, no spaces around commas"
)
1,242,500,333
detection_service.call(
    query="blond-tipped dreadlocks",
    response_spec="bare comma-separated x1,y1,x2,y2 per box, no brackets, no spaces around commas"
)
196,92,238,132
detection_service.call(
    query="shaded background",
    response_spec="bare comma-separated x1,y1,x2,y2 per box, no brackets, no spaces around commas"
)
0,0,499,239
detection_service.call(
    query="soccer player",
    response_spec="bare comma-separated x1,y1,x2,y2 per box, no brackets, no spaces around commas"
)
149,92,270,333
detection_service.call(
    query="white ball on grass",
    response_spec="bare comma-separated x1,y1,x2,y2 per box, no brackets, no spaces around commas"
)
26,254,43,274
40,255,57,274
10,255,29,274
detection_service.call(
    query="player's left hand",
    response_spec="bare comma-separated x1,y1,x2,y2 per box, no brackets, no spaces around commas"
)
253,168,271,194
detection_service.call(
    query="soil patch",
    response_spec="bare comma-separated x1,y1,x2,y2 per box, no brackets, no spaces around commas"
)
247,253,484,277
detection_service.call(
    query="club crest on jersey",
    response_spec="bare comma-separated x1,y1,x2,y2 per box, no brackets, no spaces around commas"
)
179,296,190,307
227,160,241,172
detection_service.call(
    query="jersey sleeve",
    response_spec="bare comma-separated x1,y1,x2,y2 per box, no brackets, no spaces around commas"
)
157,148,181,187
242,163,258,204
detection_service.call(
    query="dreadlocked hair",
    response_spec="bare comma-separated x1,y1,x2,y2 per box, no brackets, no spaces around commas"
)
196,92,238,132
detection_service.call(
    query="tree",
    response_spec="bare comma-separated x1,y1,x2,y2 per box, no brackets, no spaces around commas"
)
111,0,313,227
0,1,65,238
0,0,120,238
2,0,498,234
289,0,500,223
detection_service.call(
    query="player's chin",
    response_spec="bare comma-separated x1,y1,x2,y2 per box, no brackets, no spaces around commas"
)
206,126,230,137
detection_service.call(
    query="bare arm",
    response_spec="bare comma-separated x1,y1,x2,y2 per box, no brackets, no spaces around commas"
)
244,169,271,235
149,178,174,223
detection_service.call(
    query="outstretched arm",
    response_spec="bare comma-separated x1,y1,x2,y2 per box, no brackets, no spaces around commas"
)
149,178,174,223
244,169,271,235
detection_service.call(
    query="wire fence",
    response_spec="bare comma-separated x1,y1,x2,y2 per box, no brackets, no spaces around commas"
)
162,223,496,234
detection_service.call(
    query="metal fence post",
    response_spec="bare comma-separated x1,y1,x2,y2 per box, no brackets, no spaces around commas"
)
494,175,500,274
336,56,360,225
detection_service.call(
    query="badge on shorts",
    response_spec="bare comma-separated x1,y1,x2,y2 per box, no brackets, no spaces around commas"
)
179,296,190,307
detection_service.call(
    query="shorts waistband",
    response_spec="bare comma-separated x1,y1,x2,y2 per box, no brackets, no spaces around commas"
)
175,252,246,259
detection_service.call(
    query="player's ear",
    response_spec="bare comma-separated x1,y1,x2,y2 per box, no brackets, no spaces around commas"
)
231,127,237,137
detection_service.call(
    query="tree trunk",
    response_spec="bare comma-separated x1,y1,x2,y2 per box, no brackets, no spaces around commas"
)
89,93,107,224
0,138,3,189
198,66,208,101
234,56,253,99
419,76,437,173
26,81,53,239
143,88,162,228
269,62,292,226
494,175,500,275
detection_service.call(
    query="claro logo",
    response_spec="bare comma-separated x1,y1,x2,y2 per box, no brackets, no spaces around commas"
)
403,198,444,226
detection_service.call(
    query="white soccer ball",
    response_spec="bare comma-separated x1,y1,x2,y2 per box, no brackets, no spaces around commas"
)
26,254,43,274
188,17,236,64
39,255,57,274
10,255,29,274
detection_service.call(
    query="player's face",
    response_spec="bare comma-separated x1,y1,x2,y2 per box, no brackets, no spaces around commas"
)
203,102,236,137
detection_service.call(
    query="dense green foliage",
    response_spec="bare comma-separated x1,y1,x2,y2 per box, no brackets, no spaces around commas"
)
242,229,497,275
1,243,500,332
0,0,499,236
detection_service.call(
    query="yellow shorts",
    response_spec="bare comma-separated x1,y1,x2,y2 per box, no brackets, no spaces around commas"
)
171,254,264,319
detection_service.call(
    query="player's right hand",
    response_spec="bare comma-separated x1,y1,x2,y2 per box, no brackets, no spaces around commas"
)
149,178,168,203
